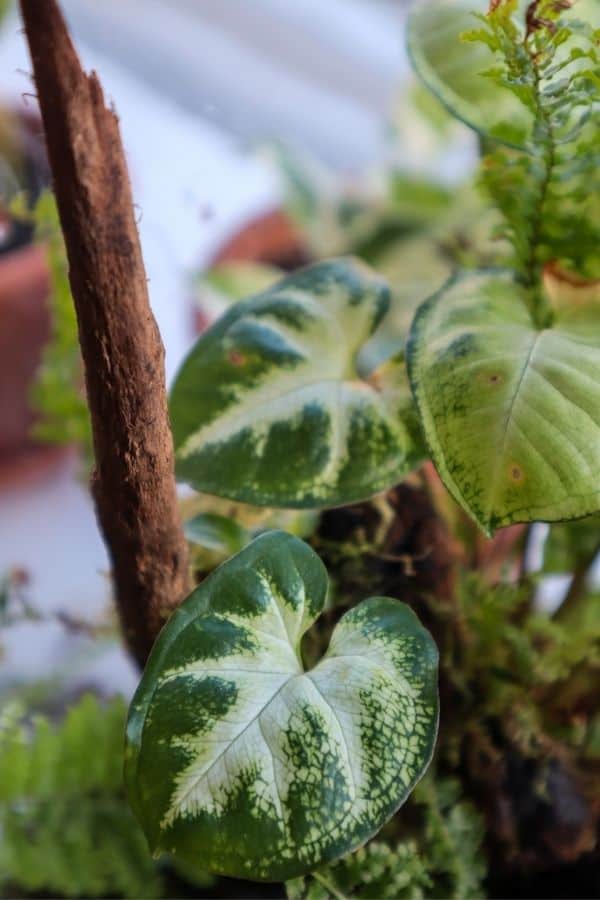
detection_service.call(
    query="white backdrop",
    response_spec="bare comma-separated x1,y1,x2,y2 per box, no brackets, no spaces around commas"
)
0,1,406,695
3,1,564,699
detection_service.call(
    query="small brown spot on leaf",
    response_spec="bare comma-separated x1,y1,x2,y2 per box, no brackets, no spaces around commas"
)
510,465,523,482
228,350,246,367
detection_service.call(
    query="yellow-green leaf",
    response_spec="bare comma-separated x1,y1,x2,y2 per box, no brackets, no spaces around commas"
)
407,270,600,534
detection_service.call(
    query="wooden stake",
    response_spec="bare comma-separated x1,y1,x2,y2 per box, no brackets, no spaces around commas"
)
20,0,191,665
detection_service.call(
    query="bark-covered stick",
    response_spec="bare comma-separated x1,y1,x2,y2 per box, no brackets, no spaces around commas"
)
19,0,191,665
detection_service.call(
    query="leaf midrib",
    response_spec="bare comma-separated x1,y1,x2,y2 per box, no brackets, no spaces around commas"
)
485,329,544,526
178,376,383,459
163,671,298,825
163,649,407,826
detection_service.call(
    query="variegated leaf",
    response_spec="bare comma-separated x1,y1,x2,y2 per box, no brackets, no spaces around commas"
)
170,258,422,508
407,270,600,535
125,532,438,882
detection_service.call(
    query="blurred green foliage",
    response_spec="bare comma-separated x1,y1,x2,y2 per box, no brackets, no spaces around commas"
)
25,191,93,457
0,695,162,898
286,776,486,900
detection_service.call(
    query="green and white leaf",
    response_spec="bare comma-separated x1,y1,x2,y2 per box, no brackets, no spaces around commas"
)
125,531,439,882
408,270,600,534
170,258,423,508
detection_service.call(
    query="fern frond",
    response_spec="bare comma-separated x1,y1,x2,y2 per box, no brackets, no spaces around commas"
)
0,695,161,899
472,0,600,312
286,776,486,900
412,775,487,900
286,841,432,900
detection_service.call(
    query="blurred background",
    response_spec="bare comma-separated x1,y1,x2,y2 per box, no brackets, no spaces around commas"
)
2,3,599,899
0,0,477,699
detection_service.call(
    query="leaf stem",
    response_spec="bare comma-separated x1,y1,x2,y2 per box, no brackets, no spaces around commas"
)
554,539,600,623
522,38,556,328
313,871,350,900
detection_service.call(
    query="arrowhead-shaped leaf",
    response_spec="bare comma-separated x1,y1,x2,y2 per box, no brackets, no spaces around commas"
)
407,270,600,534
170,259,422,508
125,532,439,882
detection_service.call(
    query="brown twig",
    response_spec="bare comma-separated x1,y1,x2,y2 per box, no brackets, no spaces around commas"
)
19,0,191,666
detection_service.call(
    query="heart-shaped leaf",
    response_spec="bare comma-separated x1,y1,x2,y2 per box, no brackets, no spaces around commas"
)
407,270,600,534
125,532,439,882
170,258,422,508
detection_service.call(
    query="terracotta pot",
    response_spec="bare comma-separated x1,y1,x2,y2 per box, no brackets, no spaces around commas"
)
212,208,309,270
